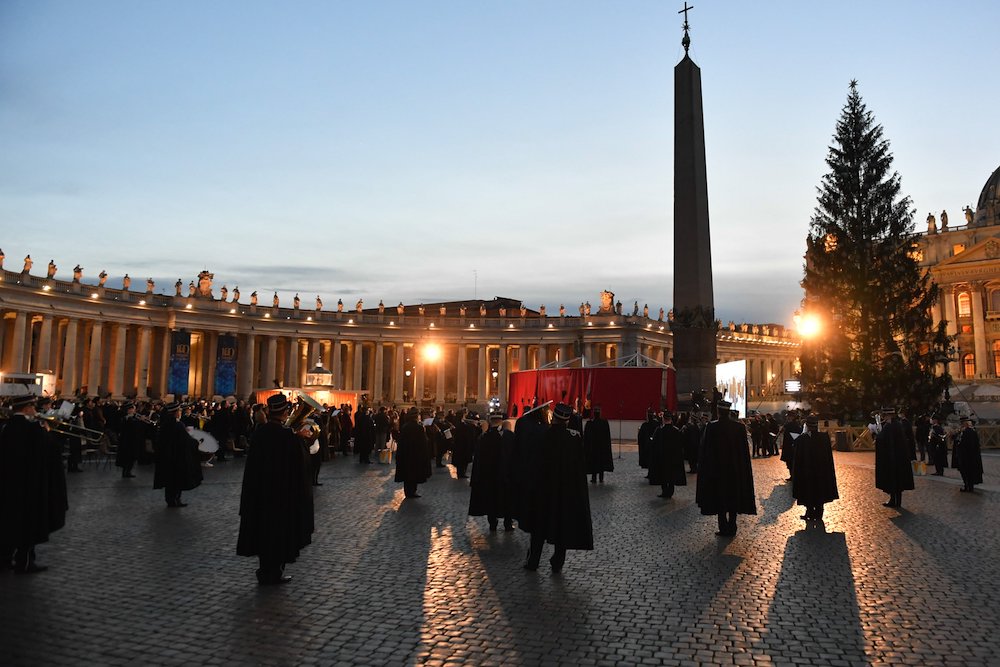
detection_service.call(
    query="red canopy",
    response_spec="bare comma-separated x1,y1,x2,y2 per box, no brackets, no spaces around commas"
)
506,367,675,420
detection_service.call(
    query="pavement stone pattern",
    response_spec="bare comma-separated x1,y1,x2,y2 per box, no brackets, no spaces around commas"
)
3,446,1000,666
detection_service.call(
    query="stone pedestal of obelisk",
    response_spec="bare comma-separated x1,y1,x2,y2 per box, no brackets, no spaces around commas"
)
671,52,717,401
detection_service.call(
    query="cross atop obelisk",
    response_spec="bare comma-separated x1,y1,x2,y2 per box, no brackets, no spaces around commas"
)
679,2,693,54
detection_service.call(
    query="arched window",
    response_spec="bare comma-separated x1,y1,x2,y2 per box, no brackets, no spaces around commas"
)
993,341,1000,376
957,292,972,317
962,353,976,379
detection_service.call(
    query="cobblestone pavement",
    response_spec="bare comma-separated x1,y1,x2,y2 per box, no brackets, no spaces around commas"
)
3,446,1000,666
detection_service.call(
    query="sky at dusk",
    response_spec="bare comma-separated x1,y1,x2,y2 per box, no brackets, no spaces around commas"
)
2,1,998,325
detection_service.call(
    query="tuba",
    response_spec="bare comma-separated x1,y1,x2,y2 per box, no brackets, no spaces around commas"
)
285,394,323,442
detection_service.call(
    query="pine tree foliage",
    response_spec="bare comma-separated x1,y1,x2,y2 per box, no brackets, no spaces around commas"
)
800,82,949,417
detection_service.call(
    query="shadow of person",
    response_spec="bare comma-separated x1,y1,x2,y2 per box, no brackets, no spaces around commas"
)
757,526,866,663
757,477,794,526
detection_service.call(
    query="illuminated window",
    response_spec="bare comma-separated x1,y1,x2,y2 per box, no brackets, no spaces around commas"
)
993,342,1000,376
957,292,972,317
962,353,975,379
908,246,924,262
824,233,837,252
953,243,966,256
991,290,1000,313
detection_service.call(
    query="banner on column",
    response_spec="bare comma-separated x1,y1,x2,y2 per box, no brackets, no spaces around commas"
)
214,334,238,396
167,331,191,396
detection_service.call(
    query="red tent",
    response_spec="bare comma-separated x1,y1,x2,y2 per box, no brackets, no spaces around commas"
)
506,367,676,420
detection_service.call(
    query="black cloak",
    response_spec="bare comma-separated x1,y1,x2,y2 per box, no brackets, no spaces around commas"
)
791,431,839,507
236,421,314,563
535,422,593,550
874,420,915,494
0,415,68,547
695,415,756,516
152,416,203,491
394,416,431,484
955,427,984,485
648,423,687,487
468,426,515,518
583,417,614,474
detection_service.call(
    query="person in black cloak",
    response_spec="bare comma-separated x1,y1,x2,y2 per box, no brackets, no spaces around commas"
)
583,406,614,484
152,401,203,508
954,416,984,493
353,406,376,464
395,407,431,498
0,395,68,573
928,414,949,476
522,403,593,573
874,407,914,509
780,411,802,481
898,409,917,462
695,400,756,537
116,402,145,478
791,415,839,521
512,401,549,538
451,408,477,479
648,411,687,499
236,394,314,585
682,413,703,473
637,409,659,477
468,412,516,531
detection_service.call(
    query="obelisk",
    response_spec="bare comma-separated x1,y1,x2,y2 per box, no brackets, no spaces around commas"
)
671,3,717,401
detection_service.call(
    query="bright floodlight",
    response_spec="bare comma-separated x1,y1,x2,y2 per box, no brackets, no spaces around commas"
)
797,313,821,338
423,343,442,362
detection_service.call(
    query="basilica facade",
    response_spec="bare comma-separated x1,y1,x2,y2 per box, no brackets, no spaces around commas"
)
917,164,1000,381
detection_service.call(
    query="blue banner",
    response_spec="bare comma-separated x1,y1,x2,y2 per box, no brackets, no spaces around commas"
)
167,331,191,396
214,334,238,396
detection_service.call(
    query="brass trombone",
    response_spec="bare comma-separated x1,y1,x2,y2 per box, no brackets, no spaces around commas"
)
36,414,105,443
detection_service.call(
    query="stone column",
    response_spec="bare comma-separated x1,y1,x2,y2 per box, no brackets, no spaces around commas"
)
435,347,446,403
307,339,320,369
110,324,128,398
237,332,256,396
262,336,277,389
10,310,28,373
352,341,363,390
328,339,340,388
36,315,54,373
561,343,574,366
62,319,80,395
157,328,170,398
373,342,384,402
477,345,487,403
971,283,990,378
414,348,425,403
205,331,218,396
285,337,300,388
457,345,468,403
498,344,508,404
942,286,960,378
518,344,528,372
136,325,152,400
537,343,548,368
394,343,405,402
87,321,104,395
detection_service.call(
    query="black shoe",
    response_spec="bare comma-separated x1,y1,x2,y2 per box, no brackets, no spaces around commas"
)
715,530,735,537
550,564,563,574
123,473,136,478
15,563,48,574
68,467,83,473
882,501,897,507
504,525,515,532
523,562,538,571
258,575,292,586
312,482,322,486
960,488,969,492
489,525,498,533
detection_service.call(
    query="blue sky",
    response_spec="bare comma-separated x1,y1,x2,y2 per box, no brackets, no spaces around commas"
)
2,1,997,324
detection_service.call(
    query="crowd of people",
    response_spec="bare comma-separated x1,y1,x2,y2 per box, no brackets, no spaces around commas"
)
0,390,989,580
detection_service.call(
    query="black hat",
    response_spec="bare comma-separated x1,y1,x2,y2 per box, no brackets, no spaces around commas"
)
717,399,732,409
553,403,573,421
805,414,820,427
163,401,182,412
487,412,503,421
407,406,419,417
267,394,291,414
8,394,37,410
960,415,974,423
36,396,53,410
123,401,136,410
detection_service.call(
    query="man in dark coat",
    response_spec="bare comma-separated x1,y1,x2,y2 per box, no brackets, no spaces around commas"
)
914,413,931,463
0,395,68,573
649,412,687,498
395,408,431,498
451,409,477,479
955,416,984,492
929,414,949,476
152,402,203,508
236,394,314,585
874,408,914,509
522,403,593,573
353,406,376,464
791,415,838,521
512,402,550,535
682,413,703,473
696,402,756,537
898,410,917,462
468,413,515,531
583,406,614,484
636,410,659,476
780,412,802,480
116,402,145,478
